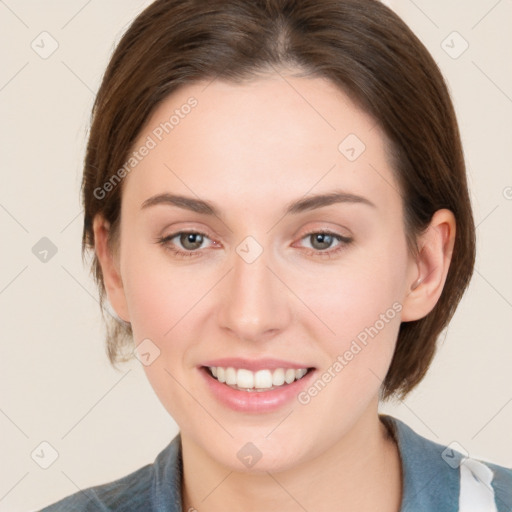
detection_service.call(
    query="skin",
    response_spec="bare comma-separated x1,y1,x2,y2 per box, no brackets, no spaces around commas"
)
94,70,455,511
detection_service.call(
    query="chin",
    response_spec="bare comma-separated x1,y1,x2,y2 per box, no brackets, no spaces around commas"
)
186,423,315,474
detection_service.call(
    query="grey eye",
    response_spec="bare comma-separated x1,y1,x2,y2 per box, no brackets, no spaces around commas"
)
179,232,205,250
309,233,335,250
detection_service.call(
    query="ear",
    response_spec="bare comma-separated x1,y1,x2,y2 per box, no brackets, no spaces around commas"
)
401,209,456,322
93,215,130,323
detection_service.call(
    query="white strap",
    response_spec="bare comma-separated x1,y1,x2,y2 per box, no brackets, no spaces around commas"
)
459,458,497,512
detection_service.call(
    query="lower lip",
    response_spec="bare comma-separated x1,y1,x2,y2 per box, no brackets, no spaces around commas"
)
199,367,316,413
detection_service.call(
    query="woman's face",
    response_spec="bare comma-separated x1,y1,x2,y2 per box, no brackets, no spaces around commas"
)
111,72,418,471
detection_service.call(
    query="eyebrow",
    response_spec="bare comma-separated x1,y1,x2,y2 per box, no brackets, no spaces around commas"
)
285,190,376,214
142,193,219,215
141,190,376,216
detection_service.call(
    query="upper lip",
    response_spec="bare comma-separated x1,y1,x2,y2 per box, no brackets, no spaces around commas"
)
201,357,314,372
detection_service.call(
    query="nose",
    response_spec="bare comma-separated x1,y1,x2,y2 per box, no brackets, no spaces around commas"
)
217,242,292,343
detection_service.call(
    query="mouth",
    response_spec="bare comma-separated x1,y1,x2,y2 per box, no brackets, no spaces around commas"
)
203,365,314,392
199,361,317,413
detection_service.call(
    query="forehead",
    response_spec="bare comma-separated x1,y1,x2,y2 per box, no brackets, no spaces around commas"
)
124,73,400,216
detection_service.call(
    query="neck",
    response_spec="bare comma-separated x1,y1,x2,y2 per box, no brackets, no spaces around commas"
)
181,406,402,512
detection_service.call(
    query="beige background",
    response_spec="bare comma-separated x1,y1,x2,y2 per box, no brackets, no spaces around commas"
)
0,1,511,510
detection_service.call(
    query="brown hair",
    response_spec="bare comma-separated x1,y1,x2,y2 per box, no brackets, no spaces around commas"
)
82,0,475,400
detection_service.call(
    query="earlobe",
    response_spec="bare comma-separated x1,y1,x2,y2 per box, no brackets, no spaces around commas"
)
93,215,131,323
401,209,456,322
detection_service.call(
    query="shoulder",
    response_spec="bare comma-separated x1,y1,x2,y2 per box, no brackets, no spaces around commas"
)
381,415,512,512
39,434,183,512
40,463,155,512
486,460,512,511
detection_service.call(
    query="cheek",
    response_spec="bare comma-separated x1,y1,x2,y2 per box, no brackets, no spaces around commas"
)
300,234,408,397
120,249,203,422
292,254,405,434
120,236,197,342
124,271,176,342
309,239,407,340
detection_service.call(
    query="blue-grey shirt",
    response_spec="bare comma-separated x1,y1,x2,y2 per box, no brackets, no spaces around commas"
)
40,415,512,511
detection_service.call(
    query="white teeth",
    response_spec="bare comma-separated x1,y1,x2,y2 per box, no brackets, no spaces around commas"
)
207,366,309,391
225,367,237,385
295,368,307,379
272,368,285,386
237,369,254,388
285,368,296,384
254,369,273,389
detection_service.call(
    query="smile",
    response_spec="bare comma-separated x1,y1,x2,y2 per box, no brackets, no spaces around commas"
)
206,366,310,392
200,360,317,413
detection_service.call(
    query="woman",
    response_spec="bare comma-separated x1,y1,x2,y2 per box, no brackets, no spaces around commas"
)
41,0,512,510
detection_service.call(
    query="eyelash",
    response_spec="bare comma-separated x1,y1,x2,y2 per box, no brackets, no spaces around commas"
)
156,230,353,259
157,231,211,259
299,231,353,258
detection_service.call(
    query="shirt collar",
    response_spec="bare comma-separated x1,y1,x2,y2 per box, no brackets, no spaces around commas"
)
154,416,461,512
380,414,460,512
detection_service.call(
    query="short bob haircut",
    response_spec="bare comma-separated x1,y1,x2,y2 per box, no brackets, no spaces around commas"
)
82,0,475,401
